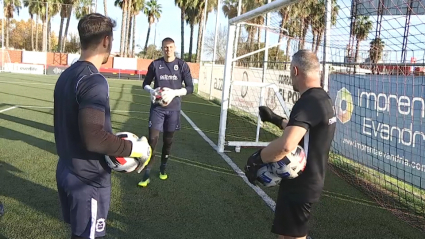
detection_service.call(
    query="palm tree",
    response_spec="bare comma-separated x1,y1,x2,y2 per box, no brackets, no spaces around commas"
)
58,0,75,52
24,0,38,50
369,37,385,74
143,0,161,52
185,6,199,62
103,0,107,15
115,0,128,56
195,0,217,63
175,0,198,58
354,15,373,73
128,0,144,57
4,0,22,49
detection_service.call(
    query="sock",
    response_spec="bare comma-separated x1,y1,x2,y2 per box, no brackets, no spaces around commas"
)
160,155,169,174
142,167,151,181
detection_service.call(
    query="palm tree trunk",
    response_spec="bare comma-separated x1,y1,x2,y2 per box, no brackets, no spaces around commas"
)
144,23,152,52
62,7,72,53
104,0,108,16
126,14,133,57
188,23,194,62
354,39,360,74
285,37,291,70
31,16,34,51
180,6,185,58
315,31,322,54
132,17,136,57
195,6,205,63
6,18,9,49
36,15,39,51
125,0,132,57
120,1,127,56
58,16,65,52
42,19,47,52
48,18,52,51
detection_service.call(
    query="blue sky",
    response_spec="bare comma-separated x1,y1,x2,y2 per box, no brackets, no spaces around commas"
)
8,0,229,61
6,0,423,63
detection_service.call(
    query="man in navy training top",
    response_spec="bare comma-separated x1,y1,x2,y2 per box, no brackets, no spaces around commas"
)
54,13,151,239
138,37,194,187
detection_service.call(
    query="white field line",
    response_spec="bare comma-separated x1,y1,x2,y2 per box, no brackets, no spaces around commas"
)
0,80,144,91
17,105,148,114
180,110,276,211
0,106,18,113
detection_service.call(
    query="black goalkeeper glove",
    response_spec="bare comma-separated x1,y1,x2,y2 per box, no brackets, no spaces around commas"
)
259,106,286,129
244,149,265,185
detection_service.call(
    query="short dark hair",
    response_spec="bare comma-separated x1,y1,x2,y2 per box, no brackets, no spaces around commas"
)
78,13,116,50
291,50,320,74
162,37,175,45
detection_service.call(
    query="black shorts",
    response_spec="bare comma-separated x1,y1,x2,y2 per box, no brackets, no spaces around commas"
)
56,160,111,238
271,195,313,237
149,107,181,132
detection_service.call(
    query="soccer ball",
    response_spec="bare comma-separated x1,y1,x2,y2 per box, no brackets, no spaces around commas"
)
153,87,167,106
256,164,282,187
104,132,142,173
269,145,307,179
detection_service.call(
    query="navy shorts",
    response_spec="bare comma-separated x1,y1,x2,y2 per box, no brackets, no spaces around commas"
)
149,107,181,132
271,195,313,237
56,160,111,238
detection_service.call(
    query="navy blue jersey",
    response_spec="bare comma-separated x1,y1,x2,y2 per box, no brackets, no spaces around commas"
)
54,61,112,188
142,57,194,111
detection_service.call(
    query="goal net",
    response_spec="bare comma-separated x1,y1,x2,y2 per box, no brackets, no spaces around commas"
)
0,48,12,73
218,0,425,231
218,0,304,153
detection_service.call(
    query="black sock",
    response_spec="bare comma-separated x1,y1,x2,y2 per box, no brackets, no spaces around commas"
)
160,155,168,174
143,167,151,180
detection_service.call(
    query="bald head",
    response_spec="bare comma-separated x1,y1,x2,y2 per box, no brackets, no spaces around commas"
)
290,50,321,93
291,50,320,75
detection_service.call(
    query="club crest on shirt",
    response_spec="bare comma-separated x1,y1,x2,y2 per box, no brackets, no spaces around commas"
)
174,65,179,71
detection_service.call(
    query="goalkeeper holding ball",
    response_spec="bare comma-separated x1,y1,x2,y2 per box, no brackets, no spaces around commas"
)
139,37,194,187
244,50,336,239
53,14,151,239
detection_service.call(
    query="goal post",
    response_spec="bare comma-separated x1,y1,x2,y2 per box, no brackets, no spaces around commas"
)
217,0,322,153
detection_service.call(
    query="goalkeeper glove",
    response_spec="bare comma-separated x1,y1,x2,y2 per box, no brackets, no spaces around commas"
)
161,87,187,104
144,85,159,104
244,149,265,185
259,106,287,129
129,136,152,173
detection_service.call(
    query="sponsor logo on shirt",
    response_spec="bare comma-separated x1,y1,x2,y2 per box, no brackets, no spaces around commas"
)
160,74,178,80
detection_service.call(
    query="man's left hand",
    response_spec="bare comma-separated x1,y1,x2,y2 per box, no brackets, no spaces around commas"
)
244,149,265,185
161,87,177,105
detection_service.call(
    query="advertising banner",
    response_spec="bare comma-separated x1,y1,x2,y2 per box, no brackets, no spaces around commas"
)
329,74,425,188
4,63,44,75
46,65,68,75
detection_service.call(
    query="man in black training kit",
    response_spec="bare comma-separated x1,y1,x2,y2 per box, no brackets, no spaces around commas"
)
138,37,194,187
245,50,336,239
54,13,151,239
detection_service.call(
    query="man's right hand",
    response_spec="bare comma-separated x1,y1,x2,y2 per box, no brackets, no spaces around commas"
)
244,149,265,185
130,136,152,160
259,106,286,129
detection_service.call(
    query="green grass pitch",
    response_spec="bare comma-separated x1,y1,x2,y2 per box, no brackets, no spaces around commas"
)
0,73,423,238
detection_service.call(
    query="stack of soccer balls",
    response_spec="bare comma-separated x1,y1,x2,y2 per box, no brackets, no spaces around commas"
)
256,145,307,187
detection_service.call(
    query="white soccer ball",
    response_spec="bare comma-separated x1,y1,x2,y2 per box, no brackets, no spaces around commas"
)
269,145,307,179
256,164,282,187
105,132,141,173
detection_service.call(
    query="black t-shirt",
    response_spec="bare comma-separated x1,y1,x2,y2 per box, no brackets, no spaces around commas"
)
142,57,193,111
54,61,112,188
279,87,336,202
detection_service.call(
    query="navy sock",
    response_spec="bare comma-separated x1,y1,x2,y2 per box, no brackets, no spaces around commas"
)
142,167,151,181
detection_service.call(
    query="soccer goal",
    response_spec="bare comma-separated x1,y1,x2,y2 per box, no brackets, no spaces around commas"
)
217,0,332,153
0,48,12,73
